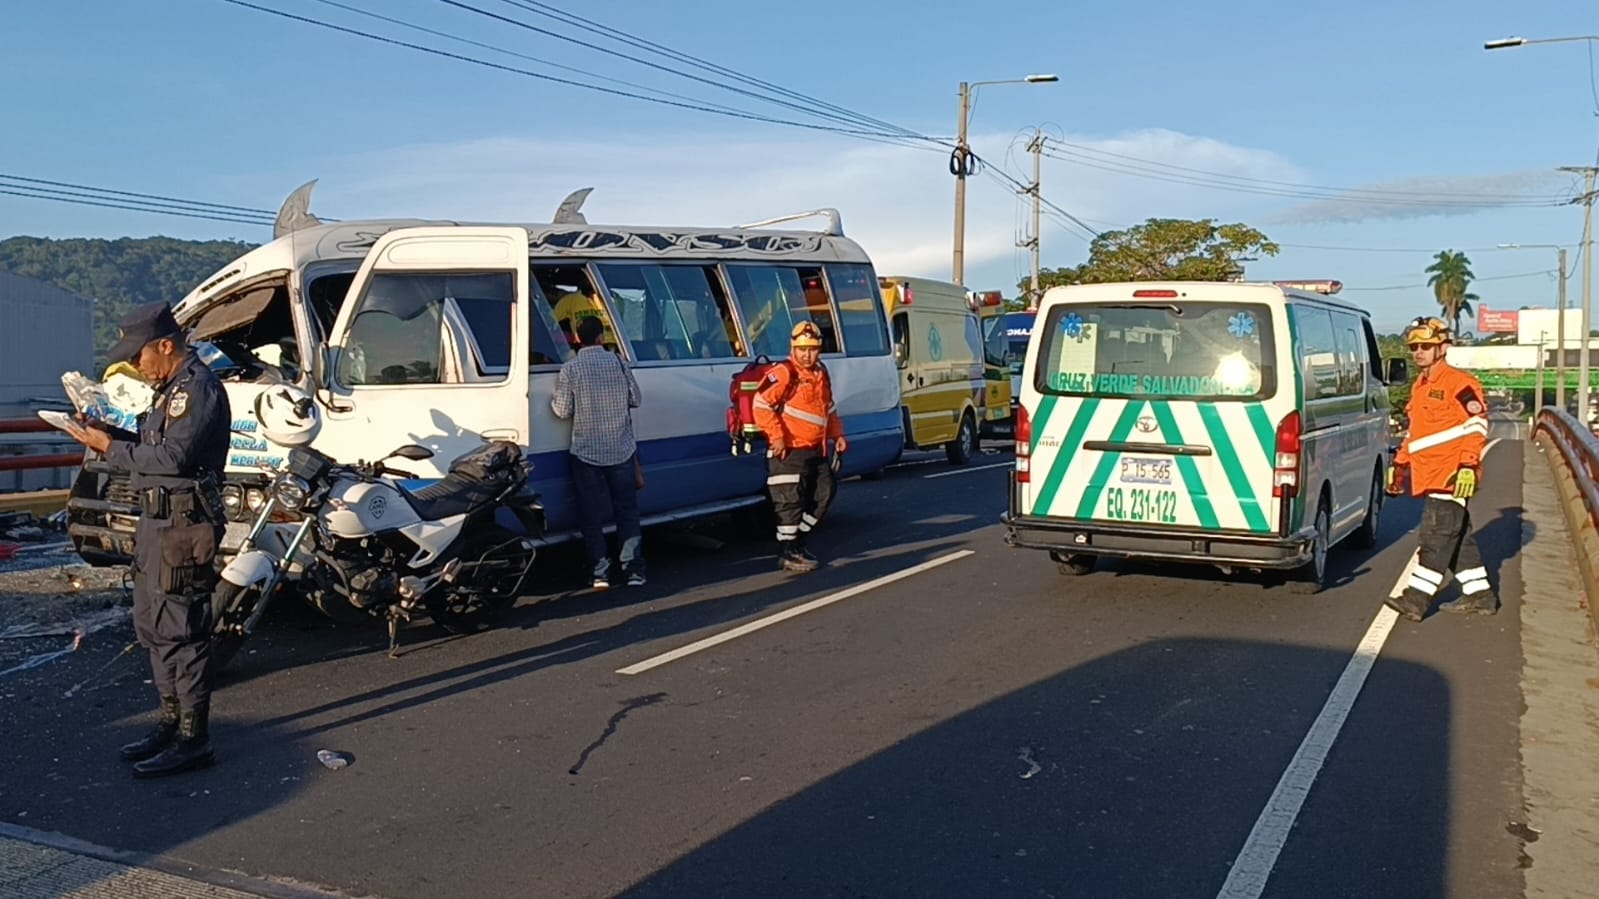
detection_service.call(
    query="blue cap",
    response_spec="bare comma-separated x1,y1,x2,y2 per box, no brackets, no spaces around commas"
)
107,301,184,364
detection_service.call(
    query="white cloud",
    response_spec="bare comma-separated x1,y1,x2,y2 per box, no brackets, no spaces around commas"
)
282,127,1303,289
1269,169,1575,225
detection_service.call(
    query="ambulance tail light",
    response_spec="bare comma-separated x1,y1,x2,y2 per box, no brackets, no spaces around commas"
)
902,284,914,305
1015,404,1032,483
1272,410,1302,498
1132,289,1179,298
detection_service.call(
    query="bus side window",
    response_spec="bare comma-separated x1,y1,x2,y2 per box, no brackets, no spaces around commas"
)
724,265,841,357
826,263,891,357
534,264,622,354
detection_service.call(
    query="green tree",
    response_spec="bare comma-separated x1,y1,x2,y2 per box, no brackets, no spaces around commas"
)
1019,218,1279,297
1423,250,1476,337
0,236,256,370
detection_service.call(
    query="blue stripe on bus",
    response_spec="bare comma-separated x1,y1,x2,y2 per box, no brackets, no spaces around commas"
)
398,408,903,535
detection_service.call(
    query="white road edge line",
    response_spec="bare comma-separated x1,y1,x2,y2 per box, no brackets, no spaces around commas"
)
1224,433,1507,896
1215,604,1401,899
616,549,976,675
924,461,1014,479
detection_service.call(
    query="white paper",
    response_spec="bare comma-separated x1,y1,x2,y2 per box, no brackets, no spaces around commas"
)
36,410,77,432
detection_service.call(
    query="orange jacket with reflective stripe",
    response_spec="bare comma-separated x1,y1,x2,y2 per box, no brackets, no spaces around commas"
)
754,362,843,450
1395,360,1488,496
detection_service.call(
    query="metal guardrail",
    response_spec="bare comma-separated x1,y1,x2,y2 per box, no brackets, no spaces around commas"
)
1531,407,1599,622
0,418,82,473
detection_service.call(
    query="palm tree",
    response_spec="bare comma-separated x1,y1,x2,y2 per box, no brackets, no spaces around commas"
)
1424,250,1475,337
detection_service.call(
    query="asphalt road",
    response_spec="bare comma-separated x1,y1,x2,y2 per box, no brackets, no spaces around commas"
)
0,435,1534,899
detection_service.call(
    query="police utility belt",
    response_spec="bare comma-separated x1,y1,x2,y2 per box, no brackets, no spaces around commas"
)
139,474,224,522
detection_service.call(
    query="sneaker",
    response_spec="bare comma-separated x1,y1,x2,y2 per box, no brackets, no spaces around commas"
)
592,576,611,590
626,571,646,587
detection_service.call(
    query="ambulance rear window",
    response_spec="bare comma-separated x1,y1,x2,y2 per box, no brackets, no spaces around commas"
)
1035,302,1275,401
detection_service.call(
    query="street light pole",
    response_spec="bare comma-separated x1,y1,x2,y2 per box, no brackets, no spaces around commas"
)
951,74,1058,286
1486,34,1599,421
1564,166,1597,423
1498,242,1570,410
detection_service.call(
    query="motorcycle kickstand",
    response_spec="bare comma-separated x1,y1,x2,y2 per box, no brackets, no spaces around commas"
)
387,613,401,659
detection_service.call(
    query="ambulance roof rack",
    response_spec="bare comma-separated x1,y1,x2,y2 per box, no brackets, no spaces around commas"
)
733,208,844,236
1273,279,1343,295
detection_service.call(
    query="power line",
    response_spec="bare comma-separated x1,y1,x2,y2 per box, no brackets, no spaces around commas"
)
490,0,937,144
1044,139,1576,202
1342,270,1557,291
0,173,276,217
1043,147,1574,208
0,187,274,228
213,0,922,139
300,0,767,120
429,0,941,144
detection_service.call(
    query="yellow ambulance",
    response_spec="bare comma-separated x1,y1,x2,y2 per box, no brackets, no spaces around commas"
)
880,275,990,464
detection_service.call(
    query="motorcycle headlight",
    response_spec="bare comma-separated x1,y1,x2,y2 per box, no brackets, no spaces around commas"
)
244,486,268,513
272,474,311,510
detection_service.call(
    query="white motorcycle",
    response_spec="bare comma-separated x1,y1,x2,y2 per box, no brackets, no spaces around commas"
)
210,388,544,668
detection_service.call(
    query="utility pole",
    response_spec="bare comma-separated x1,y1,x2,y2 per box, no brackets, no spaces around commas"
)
1556,246,1568,412
1558,165,1596,423
1017,130,1045,310
951,81,972,286
1536,330,1546,409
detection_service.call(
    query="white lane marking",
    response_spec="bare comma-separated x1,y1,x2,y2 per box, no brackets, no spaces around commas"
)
616,549,976,675
1216,604,1401,899
1385,437,1500,598
924,461,1014,479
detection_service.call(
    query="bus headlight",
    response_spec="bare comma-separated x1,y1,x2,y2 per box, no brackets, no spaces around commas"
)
244,486,268,513
221,484,244,520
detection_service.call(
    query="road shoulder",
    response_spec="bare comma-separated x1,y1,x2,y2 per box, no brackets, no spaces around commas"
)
1518,443,1599,899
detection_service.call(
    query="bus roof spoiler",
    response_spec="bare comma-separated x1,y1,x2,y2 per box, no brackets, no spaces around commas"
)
274,180,323,238
733,208,844,236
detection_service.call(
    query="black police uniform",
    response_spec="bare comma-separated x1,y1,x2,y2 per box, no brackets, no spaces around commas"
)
99,302,231,777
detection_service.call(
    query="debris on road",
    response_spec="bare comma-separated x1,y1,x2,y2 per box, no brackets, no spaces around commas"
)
317,750,351,770
0,631,82,678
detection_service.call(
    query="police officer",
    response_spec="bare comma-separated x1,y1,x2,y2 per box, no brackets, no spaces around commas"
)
1383,316,1498,622
63,301,231,777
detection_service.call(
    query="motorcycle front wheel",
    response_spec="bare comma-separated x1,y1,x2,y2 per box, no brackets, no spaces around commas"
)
426,589,516,635
210,580,263,671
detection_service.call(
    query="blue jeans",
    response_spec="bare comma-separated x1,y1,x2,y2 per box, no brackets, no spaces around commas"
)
570,453,643,580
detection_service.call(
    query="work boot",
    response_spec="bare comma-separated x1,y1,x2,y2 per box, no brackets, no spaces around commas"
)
779,544,818,573
1438,590,1500,616
132,706,215,778
1384,588,1430,623
119,695,179,763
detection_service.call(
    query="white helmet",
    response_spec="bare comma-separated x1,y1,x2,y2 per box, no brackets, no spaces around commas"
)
255,385,320,447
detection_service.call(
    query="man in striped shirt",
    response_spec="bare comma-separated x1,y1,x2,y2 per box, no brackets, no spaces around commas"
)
552,315,645,589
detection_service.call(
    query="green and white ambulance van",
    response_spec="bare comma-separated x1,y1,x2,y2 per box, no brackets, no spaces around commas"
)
1002,279,1406,593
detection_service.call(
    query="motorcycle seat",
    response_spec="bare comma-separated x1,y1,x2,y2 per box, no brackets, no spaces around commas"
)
401,473,504,521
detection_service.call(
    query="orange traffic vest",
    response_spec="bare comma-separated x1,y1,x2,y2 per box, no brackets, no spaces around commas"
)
754,362,842,450
1396,361,1487,496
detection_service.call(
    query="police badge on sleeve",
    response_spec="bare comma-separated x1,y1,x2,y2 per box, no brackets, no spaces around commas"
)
168,390,189,418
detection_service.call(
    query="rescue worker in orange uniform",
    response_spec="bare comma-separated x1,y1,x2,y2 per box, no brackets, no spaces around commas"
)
755,321,847,572
1384,317,1498,621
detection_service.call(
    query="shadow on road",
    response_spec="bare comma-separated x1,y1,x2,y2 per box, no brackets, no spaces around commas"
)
613,637,1454,899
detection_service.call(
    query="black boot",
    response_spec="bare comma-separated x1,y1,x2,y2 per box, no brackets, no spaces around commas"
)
119,695,179,763
132,705,215,778
1384,587,1430,623
1438,590,1500,616
779,542,818,573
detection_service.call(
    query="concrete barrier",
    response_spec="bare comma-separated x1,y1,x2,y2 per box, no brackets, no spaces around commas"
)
1533,407,1599,634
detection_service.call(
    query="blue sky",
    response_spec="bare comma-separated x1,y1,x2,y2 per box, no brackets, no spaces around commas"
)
4,0,1598,333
